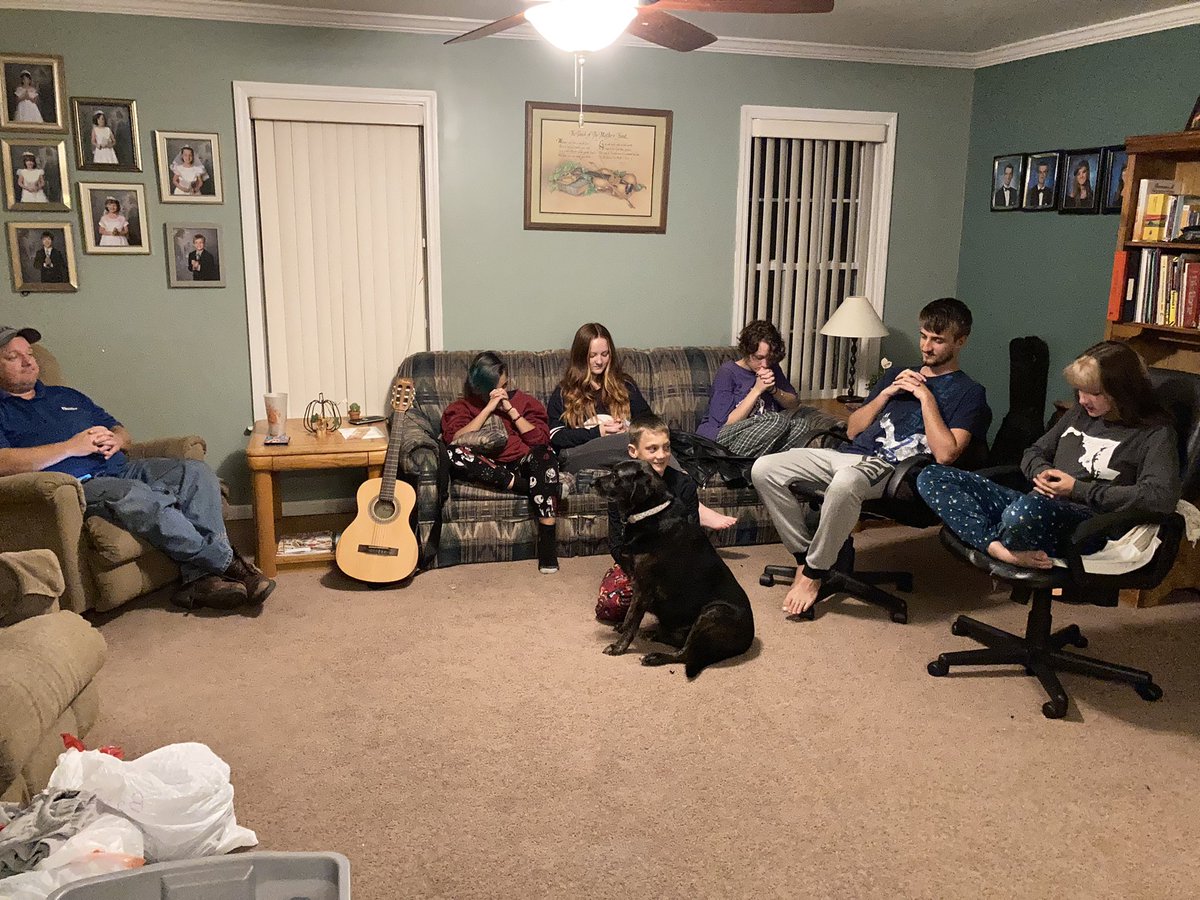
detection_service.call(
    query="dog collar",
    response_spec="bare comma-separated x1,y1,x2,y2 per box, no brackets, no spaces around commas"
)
627,500,671,524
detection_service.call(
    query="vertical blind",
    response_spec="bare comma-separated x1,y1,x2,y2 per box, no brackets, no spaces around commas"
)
253,115,427,417
741,127,880,395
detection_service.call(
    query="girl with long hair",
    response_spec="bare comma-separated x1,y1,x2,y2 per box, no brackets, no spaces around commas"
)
13,71,42,124
16,151,47,203
917,341,1180,569
97,196,129,246
1063,159,1093,208
441,351,562,574
91,111,118,165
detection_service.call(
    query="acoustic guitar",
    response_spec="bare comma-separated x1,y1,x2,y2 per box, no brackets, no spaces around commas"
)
336,378,420,583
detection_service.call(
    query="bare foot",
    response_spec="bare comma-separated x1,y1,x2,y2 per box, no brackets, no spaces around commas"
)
987,541,1053,569
784,573,821,614
699,504,737,530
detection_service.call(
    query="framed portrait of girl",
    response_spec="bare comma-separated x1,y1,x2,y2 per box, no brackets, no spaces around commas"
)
2,138,70,211
0,54,65,132
154,130,223,203
1058,148,1102,215
77,182,150,254
71,97,141,172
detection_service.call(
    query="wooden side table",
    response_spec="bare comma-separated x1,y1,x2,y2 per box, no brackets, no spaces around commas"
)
800,397,856,423
244,418,390,576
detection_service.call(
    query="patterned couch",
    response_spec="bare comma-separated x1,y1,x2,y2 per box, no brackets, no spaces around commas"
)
392,346,836,568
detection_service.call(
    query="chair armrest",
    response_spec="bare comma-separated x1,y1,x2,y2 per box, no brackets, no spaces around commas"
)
127,435,206,461
0,549,64,626
1068,508,1173,550
397,408,440,475
802,426,849,449
0,472,90,613
1061,509,1181,586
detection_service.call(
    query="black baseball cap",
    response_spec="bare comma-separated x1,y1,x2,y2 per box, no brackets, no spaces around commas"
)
0,326,41,349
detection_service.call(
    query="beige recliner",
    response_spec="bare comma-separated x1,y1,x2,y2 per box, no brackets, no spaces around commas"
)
0,345,207,613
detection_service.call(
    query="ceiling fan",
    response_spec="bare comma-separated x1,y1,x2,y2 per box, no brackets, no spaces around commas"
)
445,0,836,54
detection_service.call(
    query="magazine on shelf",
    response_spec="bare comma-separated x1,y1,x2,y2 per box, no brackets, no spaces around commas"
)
277,531,334,555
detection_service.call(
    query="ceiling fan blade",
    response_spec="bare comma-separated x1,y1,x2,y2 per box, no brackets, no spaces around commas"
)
444,12,528,45
627,8,717,51
649,0,834,13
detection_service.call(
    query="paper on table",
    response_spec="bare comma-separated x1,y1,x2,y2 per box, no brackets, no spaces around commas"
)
338,425,386,440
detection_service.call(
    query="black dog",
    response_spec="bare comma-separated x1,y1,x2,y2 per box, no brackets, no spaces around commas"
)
593,461,754,678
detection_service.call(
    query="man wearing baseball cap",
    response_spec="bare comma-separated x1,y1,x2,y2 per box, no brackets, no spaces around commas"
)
0,326,274,610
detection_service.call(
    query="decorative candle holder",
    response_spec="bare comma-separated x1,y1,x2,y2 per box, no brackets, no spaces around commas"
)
303,393,341,436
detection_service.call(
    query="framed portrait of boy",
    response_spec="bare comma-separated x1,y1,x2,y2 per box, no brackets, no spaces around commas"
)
1058,148,1102,215
990,154,1023,211
1100,146,1128,215
71,97,141,172
1021,151,1060,211
0,54,65,132
2,138,70,211
165,223,225,287
78,182,150,254
154,131,223,203
6,222,77,292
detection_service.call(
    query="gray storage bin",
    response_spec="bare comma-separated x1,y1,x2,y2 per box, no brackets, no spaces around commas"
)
46,851,349,900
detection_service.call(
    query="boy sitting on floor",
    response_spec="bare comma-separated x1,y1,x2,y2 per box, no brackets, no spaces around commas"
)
598,414,736,622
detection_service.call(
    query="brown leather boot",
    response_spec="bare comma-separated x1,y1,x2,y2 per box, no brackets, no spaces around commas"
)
223,552,276,605
173,575,248,611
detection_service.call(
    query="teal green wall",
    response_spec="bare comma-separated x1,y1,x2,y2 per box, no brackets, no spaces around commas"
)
0,11,976,501
955,26,1200,418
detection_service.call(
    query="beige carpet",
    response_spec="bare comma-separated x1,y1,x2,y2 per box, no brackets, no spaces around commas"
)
88,527,1200,899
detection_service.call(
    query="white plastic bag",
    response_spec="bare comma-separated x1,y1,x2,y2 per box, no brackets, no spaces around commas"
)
0,813,143,900
47,743,257,863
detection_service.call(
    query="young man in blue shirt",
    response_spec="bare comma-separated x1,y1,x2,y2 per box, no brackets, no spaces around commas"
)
751,298,989,618
0,325,273,610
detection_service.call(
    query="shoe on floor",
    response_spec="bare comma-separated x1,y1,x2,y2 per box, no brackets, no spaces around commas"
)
173,575,248,611
539,561,559,574
224,552,277,605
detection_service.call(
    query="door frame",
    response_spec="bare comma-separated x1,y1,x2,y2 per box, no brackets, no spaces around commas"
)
232,81,444,418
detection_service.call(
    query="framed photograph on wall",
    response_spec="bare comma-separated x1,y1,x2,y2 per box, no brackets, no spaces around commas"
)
6,222,77,292
524,101,672,233
1100,146,1128,215
71,97,141,172
2,138,70,211
1186,95,1200,132
154,131,223,203
78,182,149,254
165,223,225,287
1021,151,1060,211
1058,148,1102,214
0,54,65,132
990,154,1023,211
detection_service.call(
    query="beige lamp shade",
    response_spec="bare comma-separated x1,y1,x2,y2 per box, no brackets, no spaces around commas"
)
820,296,889,339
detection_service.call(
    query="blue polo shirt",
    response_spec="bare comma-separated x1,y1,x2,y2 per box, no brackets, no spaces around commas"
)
0,382,126,479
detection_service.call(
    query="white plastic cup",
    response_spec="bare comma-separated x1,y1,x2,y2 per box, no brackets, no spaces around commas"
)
264,392,288,437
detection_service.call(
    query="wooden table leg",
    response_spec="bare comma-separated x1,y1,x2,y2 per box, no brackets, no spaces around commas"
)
252,470,278,577
367,465,382,479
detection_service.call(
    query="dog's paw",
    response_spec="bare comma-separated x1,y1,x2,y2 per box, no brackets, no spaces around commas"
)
640,652,673,667
603,643,625,656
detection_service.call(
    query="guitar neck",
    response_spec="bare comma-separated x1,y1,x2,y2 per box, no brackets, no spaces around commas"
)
378,408,404,501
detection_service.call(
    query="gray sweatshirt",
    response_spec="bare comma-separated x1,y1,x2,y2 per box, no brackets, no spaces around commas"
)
1021,405,1181,515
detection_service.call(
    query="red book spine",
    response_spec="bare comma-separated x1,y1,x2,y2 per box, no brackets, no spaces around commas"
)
1183,262,1200,330
1108,250,1129,321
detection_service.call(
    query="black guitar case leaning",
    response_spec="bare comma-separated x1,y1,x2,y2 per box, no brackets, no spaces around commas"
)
988,335,1050,467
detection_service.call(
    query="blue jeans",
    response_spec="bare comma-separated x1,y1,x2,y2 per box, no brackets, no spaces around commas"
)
82,458,233,584
916,465,1097,557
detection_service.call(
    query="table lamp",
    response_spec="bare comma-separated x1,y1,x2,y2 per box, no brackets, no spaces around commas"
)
820,296,889,403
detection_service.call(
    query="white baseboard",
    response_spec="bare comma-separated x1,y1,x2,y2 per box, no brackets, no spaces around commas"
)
226,497,357,521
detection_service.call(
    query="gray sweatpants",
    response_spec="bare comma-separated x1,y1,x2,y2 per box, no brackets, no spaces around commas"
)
751,448,896,572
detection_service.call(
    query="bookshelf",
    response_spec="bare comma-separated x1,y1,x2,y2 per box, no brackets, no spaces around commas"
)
1106,129,1200,605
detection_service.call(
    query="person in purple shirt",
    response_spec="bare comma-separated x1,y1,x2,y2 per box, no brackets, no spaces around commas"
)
696,320,814,456
0,325,273,611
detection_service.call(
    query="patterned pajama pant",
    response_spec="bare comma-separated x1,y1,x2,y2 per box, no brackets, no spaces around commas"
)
717,409,826,457
916,465,1097,557
447,445,560,519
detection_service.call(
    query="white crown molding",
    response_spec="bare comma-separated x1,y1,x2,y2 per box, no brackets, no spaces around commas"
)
5,0,1199,70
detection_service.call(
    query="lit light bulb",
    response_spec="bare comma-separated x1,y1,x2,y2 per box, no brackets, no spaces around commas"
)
526,0,638,53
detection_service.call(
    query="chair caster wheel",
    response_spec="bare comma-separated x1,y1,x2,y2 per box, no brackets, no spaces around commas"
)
895,574,914,592
1135,682,1163,702
1042,699,1068,719
1062,625,1087,648
890,610,908,624
950,618,968,637
927,658,949,677
760,574,775,587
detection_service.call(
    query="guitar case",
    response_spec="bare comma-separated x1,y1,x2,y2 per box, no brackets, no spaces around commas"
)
988,335,1049,467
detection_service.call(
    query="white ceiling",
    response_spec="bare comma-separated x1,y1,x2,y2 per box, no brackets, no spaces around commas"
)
199,0,1195,54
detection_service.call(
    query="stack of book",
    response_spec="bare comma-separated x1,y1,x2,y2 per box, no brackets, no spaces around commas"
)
1132,178,1200,242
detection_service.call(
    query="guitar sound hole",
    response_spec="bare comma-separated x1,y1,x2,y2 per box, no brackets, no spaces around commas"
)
371,499,397,521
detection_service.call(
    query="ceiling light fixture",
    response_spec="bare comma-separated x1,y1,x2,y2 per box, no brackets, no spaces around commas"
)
525,0,638,53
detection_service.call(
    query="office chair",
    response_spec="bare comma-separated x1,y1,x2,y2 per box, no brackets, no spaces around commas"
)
926,368,1200,719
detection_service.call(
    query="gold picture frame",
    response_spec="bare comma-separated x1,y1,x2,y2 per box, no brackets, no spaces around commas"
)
154,130,223,203
71,96,141,172
2,137,70,211
78,181,150,254
6,222,78,292
524,101,672,233
0,53,66,132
